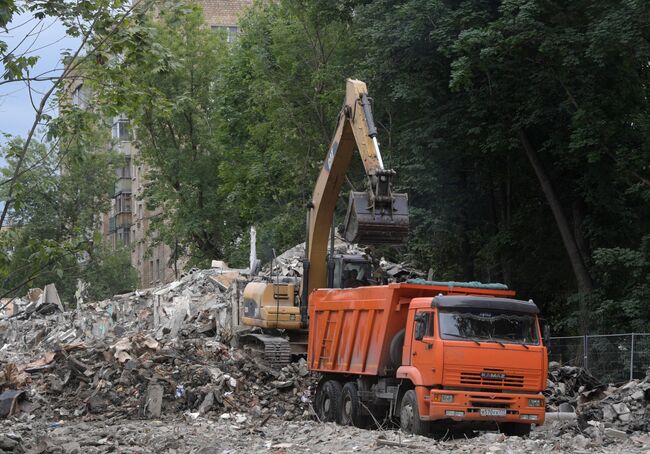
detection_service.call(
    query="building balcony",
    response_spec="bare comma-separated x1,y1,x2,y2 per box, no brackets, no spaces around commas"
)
109,212,132,233
112,177,132,197
113,193,132,215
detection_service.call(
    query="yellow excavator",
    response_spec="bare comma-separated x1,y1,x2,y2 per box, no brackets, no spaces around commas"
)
240,79,409,365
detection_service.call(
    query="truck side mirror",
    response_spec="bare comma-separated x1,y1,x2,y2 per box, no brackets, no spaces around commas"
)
543,324,550,346
414,313,427,341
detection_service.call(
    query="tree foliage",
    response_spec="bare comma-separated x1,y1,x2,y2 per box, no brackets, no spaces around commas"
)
17,0,648,333
0,112,138,303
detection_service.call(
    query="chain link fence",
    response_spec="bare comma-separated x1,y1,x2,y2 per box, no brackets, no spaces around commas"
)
548,333,650,384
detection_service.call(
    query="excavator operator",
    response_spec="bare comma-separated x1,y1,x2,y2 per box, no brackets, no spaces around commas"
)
343,269,364,288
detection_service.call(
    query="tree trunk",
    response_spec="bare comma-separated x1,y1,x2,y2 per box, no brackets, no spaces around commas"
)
572,199,591,269
518,130,593,332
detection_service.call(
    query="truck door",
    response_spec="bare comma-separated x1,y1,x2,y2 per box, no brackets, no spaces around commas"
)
411,309,437,385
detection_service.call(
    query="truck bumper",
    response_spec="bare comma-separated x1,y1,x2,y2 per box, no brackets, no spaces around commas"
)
425,389,545,425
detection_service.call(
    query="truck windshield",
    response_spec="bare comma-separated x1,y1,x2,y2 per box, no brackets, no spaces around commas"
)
439,309,539,345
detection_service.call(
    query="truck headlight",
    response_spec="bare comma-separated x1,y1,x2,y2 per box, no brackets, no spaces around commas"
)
521,414,538,420
445,410,464,417
440,394,454,403
528,398,542,407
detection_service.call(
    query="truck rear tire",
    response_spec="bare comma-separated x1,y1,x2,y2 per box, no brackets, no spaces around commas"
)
399,389,429,435
315,380,342,422
500,422,531,437
339,382,370,428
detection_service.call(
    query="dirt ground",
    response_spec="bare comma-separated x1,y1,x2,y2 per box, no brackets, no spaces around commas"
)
2,416,649,454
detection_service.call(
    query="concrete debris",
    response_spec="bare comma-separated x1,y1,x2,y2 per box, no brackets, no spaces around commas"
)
0,267,315,430
265,239,424,281
545,361,603,411
1,283,65,321
3,418,650,453
145,383,163,418
546,361,650,437
1,244,649,453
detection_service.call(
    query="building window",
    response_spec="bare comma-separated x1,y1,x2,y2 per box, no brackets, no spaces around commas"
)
115,194,131,214
116,163,131,179
211,25,239,43
112,118,130,141
71,84,87,108
116,230,130,247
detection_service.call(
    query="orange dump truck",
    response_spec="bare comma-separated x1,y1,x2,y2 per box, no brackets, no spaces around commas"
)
308,281,548,436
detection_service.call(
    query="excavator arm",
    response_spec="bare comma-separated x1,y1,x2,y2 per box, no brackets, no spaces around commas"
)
304,79,409,303
240,79,408,360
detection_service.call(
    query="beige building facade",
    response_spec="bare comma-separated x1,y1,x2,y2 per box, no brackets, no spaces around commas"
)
105,0,252,288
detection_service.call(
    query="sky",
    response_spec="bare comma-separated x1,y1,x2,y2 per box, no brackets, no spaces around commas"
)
0,12,80,149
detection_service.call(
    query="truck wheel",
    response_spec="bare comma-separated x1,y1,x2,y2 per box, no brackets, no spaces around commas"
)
500,423,531,437
399,389,429,435
315,380,342,422
339,382,370,428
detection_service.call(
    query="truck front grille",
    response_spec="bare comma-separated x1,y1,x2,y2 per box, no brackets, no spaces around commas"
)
459,368,525,388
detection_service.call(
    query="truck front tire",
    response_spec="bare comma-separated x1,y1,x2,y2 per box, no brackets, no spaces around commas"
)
399,389,429,435
339,382,370,428
315,380,342,422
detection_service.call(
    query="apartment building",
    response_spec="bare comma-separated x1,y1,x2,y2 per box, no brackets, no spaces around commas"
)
104,0,252,288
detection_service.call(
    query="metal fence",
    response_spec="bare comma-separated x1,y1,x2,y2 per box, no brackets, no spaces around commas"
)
548,333,650,384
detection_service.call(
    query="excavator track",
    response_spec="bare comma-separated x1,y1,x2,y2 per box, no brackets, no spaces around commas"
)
239,333,292,368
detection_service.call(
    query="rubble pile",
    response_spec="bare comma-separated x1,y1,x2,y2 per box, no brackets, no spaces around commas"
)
579,374,650,434
0,268,315,425
545,361,603,412
3,239,650,450
266,239,424,281
546,361,650,438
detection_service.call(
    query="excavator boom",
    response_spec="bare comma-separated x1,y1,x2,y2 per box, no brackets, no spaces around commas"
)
306,79,409,295
240,80,409,365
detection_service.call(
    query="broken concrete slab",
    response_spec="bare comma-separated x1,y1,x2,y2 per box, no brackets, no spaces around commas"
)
604,427,628,439
0,389,25,418
145,383,164,418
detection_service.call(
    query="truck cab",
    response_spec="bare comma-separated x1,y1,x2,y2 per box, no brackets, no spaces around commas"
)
397,295,547,435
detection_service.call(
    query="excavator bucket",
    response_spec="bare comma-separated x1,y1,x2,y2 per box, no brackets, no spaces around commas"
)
342,191,409,245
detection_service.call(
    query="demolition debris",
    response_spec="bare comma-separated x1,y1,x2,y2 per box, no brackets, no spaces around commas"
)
1,243,649,453
0,268,314,425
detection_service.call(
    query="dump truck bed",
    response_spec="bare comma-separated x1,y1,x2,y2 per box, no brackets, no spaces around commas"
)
307,282,515,376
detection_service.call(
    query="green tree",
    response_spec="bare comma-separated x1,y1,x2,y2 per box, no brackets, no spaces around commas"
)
0,111,138,303
216,0,360,263
90,1,236,267
1,0,155,302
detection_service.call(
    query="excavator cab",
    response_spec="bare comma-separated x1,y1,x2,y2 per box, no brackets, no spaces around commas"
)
327,254,373,289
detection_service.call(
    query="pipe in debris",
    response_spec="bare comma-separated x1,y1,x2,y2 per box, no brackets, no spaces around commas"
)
544,411,578,422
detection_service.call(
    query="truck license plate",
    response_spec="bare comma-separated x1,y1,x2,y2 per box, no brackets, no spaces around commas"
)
479,408,507,417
